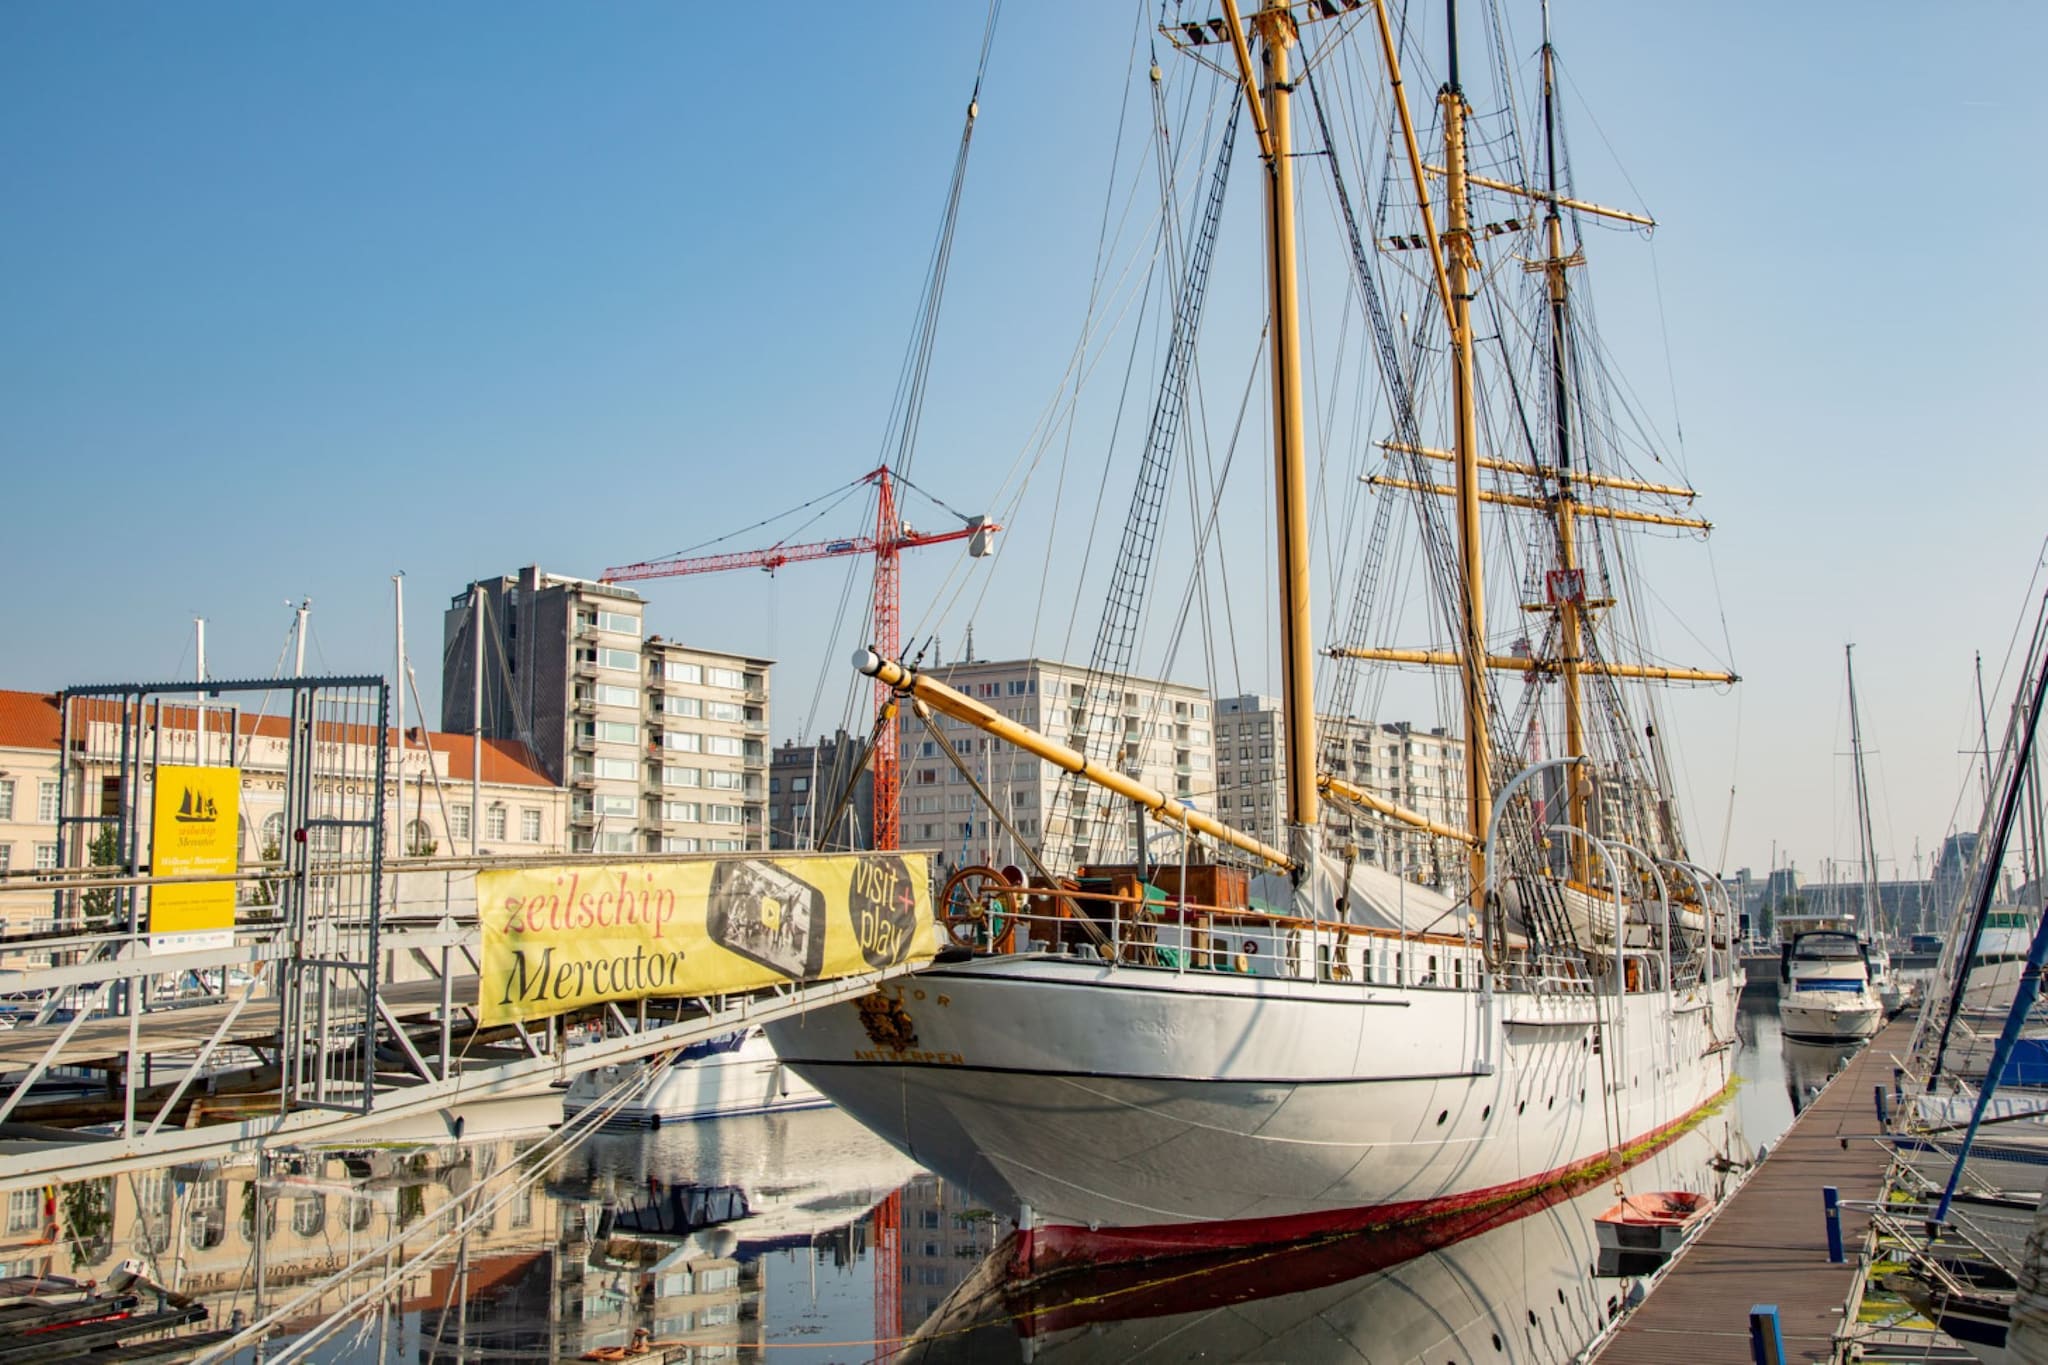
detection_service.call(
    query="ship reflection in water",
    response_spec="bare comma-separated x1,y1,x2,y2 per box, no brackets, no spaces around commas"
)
1,996,1842,1362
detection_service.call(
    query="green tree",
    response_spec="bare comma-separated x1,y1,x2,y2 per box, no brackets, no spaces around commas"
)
249,837,282,909
80,825,121,926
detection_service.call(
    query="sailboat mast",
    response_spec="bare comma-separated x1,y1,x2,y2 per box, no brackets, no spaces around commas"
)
1250,2,1320,870
1846,644,1883,935
1441,2,1493,904
1539,3,1590,882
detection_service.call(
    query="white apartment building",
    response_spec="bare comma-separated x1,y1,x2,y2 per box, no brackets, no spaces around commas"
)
1213,693,1468,886
445,567,770,855
895,658,1216,874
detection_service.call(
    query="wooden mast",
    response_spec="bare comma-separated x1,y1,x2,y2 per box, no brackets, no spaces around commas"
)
1222,0,1318,898
1539,3,1591,882
1441,2,1493,910
1258,2,1319,883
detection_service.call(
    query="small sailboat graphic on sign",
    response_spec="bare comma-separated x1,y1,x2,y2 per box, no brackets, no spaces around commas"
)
174,787,216,823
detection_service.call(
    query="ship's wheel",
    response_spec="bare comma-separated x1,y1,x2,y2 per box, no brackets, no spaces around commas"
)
939,865,1019,953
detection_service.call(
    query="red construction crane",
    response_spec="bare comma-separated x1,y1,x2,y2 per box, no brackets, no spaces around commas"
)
602,465,997,850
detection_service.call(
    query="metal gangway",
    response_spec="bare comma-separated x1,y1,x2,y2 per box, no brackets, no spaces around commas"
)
0,675,927,1192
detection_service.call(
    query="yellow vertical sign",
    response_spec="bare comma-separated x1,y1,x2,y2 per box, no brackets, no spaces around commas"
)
150,765,241,952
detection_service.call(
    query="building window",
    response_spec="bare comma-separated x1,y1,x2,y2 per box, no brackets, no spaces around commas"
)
596,720,638,744
598,831,636,853
596,683,638,707
597,794,636,817
664,801,700,823
520,808,542,842
405,818,434,855
33,843,58,870
663,662,702,685
5,1189,41,1233
706,804,742,824
595,757,637,781
663,767,701,788
705,700,743,723
705,735,742,757
791,775,809,793
662,836,701,853
597,647,639,673
485,805,507,841
292,1196,326,1238
662,695,702,718
37,781,59,823
0,846,10,873
707,667,743,689
0,779,12,820
706,771,741,791
663,732,702,753
596,609,639,635
450,806,471,841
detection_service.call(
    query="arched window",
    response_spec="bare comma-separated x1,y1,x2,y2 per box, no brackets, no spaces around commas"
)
186,1179,226,1251
405,819,435,857
259,812,286,853
291,1195,325,1239
485,804,507,841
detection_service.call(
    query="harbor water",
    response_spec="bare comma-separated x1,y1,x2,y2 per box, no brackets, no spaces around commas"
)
13,994,1872,1363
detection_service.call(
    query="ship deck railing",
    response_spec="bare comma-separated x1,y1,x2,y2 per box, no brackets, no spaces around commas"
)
942,878,1721,1001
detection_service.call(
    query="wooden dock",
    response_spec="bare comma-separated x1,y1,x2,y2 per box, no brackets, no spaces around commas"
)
1593,1013,1917,1365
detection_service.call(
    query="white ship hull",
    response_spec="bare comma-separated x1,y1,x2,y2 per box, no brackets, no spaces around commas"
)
1779,991,1883,1044
564,1028,827,1126
769,954,1737,1274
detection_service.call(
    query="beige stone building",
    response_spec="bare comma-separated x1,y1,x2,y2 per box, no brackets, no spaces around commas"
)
0,688,563,940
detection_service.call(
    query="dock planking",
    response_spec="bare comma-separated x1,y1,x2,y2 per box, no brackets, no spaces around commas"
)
1592,1013,1915,1365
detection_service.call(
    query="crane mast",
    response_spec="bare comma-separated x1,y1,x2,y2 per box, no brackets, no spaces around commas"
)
602,465,997,852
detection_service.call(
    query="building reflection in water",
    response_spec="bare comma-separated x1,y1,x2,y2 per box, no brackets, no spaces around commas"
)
0,1009,1811,1363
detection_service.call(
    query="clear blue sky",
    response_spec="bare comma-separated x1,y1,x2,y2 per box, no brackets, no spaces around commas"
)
3,2,2042,883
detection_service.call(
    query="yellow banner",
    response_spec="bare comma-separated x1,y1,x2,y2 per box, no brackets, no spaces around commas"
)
150,764,241,950
477,853,935,1025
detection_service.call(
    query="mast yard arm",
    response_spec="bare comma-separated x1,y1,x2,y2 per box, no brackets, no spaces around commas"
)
1216,1,1276,162
1326,644,1738,686
1364,474,1712,532
855,649,1295,873
1423,166,1655,230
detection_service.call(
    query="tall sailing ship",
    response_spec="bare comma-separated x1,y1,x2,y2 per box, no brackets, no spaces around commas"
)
771,0,1741,1276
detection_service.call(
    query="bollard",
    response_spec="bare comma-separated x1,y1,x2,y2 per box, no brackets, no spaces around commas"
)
1823,1185,1844,1263
1748,1304,1786,1365
1875,1085,1890,1126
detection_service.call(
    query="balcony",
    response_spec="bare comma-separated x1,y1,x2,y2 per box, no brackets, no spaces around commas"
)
573,734,596,754
571,693,596,713
574,660,599,679
571,774,597,790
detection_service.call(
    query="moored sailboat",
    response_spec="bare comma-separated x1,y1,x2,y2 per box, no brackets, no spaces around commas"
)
770,0,1741,1277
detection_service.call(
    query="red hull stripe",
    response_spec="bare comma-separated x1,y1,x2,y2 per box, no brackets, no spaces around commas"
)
1010,1077,1736,1282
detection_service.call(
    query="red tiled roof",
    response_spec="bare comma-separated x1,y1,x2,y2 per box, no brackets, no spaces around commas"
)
0,692,60,753
0,689,555,789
